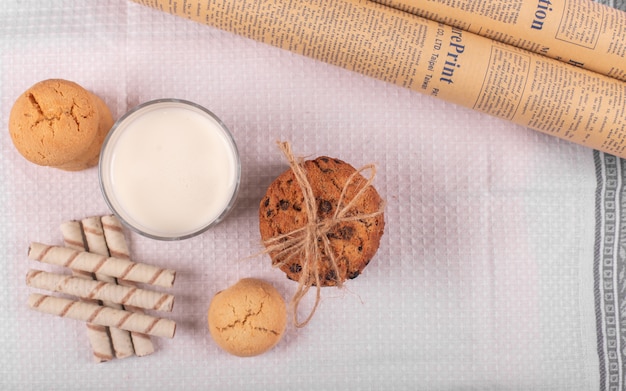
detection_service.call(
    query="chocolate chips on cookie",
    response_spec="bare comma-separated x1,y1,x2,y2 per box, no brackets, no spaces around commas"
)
259,142,385,326
260,156,385,287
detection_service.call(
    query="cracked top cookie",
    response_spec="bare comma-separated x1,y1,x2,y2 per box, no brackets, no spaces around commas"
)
8,79,113,171
208,278,287,357
259,156,385,287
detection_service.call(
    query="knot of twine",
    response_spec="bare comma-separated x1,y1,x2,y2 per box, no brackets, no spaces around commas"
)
263,141,385,328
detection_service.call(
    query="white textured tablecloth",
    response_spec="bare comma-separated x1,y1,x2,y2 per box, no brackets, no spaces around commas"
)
1,1,624,390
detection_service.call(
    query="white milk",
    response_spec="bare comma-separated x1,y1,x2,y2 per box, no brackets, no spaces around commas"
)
99,100,240,240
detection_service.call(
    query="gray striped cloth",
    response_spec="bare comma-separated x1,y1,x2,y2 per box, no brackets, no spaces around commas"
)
592,3,625,390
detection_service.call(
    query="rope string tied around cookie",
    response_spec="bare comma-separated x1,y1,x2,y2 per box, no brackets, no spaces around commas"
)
262,141,385,328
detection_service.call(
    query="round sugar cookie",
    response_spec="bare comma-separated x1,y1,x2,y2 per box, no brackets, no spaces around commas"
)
208,278,287,357
8,79,112,171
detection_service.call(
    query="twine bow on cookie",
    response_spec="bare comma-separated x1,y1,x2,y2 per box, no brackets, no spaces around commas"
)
262,141,385,328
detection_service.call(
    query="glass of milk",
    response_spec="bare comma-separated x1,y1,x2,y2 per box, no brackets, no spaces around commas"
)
99,99,240,240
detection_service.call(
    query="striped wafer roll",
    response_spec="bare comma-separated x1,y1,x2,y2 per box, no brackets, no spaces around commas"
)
28,242,176,288
101,215,132,260
59,220,114,363
101,214,155,357
81,217,110,257
28,294,176,338
60,221,92,280
82,216,135,359
26,270,175,311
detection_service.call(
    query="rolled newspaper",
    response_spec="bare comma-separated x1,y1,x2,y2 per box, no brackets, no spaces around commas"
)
28,293,176,338
26,270,175,312
373,0,626,82
132,0,626,159
81,216,135,359
28,242,176,288
59,220,114,363
101,214,155,357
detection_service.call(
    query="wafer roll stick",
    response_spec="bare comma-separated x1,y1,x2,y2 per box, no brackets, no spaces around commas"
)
101,215,155,357
82,217,135,359
26,270,175,312
28,294,176,338
82,217,110,257
28,242,176,288
101,215,133,260
60,221,95,283
59,220,114,363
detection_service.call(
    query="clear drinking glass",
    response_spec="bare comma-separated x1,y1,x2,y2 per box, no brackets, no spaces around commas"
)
99,99,241,240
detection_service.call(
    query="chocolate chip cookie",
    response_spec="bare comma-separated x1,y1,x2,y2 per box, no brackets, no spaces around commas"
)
259,156,385,286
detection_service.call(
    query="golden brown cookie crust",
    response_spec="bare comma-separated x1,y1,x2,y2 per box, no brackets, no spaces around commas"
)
259,156,385,287
8,79,109,170
54,93,113,171
208,278,287,357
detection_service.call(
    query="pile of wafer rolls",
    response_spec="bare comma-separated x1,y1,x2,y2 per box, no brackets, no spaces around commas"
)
25,215,176,362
